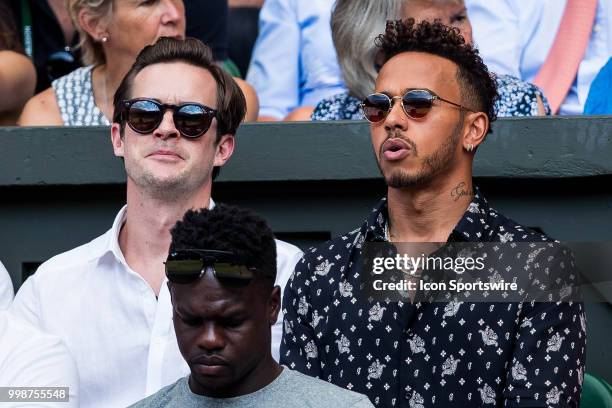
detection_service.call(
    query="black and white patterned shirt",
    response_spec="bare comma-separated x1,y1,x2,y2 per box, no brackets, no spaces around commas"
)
280,189,585,407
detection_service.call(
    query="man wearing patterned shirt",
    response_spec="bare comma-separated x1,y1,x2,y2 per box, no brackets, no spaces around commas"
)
280,20,586,407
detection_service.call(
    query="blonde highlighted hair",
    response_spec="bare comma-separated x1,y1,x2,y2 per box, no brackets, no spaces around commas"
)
68,0,114,66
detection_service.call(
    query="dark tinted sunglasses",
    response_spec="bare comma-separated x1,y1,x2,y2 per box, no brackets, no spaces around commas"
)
120,99,217,138
165,249,259,284
361,89,473,123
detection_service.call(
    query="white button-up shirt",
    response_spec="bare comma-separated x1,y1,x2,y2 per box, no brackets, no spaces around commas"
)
466,0,612,115
0,261,13,310
0,312,79,407
10,205,303,408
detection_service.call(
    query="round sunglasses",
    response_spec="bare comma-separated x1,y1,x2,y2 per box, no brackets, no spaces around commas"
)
120,98,218,138
361,89,474,123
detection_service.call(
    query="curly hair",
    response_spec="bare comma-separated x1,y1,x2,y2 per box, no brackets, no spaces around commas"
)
169,203,277,285
376,19,498,127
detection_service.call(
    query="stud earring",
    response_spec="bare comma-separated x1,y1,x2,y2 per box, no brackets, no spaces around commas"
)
101,36,109,43
466,143,474,152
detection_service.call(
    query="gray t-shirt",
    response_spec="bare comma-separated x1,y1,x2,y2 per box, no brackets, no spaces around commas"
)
129,367,373,408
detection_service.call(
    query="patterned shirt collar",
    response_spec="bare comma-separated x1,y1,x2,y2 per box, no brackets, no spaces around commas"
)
362,187,491,243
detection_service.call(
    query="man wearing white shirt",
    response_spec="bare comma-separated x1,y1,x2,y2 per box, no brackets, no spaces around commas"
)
11,37,302,408
465,0,611,115
0,312,79,407
0,260,14,310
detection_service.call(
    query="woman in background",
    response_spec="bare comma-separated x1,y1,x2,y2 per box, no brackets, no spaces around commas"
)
312,0,401,121
19,0,257,126
0,1,36,125
313,0,549,121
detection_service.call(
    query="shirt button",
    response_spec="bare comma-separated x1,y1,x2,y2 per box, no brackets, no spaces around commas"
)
593,24,601,33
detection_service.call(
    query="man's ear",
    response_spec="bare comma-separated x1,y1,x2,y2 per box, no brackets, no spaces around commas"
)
213,134,235,167
462,111,489,152
111,123,125,157
268,286,281,325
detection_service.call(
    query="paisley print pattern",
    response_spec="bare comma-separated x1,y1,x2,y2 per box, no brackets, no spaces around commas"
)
281,189,585,407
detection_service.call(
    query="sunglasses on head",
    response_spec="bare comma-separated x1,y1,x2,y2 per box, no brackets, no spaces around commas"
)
120,98,217,138
361,89,473,123
165,249,259,285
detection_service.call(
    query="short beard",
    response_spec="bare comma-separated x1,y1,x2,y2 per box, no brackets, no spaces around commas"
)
380,116,464,189
134,171,202,201
125,163,211,202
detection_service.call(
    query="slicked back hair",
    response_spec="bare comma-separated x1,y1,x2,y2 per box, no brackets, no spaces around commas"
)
112,37,246,179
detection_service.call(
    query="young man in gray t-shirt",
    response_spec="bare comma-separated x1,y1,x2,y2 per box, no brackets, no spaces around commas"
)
130,204,372,408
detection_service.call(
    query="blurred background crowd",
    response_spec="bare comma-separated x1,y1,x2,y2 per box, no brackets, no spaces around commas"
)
0,0,610,127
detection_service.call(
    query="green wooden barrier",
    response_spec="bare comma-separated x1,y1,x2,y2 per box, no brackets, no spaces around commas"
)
1,117,611,381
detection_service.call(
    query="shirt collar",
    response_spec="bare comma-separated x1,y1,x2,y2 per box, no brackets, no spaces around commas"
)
108,205,129,266
362,197,389,242
362,187,491,243
447,187,491,242
106,198,216,265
